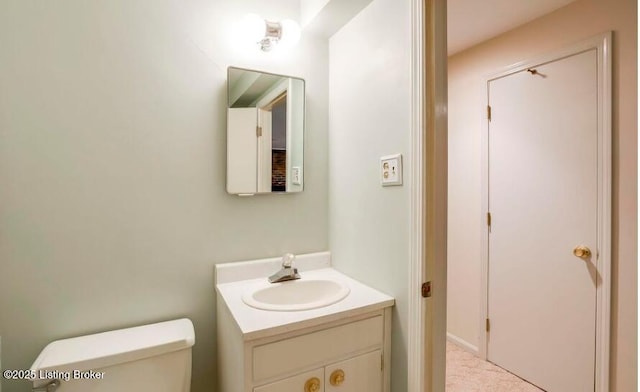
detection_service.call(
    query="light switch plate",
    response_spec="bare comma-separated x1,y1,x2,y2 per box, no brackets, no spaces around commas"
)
380,154,403,186
292,167,301,185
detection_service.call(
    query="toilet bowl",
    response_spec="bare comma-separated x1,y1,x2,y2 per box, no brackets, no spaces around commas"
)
30,318,195,392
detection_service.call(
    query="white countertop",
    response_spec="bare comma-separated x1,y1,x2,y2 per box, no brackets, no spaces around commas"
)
215,253,395,340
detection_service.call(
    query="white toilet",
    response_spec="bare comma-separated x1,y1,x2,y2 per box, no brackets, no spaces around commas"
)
30,318,195,392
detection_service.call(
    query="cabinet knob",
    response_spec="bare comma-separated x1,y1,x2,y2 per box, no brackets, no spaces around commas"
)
329,369,345,386
304,377,320,392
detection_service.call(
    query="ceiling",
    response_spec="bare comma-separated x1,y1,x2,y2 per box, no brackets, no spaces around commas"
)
228,68,284,107
447,0,577,55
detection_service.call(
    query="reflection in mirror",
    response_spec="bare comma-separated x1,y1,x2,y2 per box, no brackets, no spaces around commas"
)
227,67,305,194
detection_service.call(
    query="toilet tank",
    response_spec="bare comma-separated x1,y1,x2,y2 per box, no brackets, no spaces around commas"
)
30,318,195,392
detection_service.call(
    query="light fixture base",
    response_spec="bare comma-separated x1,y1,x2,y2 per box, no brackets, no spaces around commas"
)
259,21,282,51
243,15,299,52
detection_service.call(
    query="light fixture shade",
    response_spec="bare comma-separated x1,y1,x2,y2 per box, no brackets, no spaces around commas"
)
242,13,266,43
278,19,301,48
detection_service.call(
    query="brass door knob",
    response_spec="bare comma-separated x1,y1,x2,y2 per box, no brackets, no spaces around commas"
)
573,245,592,258
329,369,345,386
304,377,320,392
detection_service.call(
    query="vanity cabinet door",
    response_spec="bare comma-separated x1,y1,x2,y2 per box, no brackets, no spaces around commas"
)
325,350,382,392
254,368,324,392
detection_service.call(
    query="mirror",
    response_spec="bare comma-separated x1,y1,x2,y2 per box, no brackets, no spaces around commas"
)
227,67,305,194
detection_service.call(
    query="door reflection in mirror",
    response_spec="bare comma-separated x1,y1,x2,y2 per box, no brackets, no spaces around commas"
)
227,67,305,194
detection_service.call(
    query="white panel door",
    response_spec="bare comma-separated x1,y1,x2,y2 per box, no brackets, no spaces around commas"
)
227,107,257,194
488,49,598,391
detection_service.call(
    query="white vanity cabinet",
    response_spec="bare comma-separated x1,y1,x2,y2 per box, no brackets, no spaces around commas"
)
215,253,395,392
217,303,392,392
255,350,382,392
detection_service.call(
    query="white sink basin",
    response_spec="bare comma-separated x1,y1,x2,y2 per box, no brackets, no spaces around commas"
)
242,279,351,311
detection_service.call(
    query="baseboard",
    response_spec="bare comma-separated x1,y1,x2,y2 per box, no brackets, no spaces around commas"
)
447,332,479,355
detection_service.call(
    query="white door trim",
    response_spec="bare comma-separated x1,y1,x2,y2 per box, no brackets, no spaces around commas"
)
407,0,447,391
480,31,612,392
407,0,426,390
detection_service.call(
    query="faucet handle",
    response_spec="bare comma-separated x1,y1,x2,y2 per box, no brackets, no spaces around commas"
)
282,253,295,268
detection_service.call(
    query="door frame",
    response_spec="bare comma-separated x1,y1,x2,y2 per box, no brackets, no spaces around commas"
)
407,1,447,392
480,32,612,391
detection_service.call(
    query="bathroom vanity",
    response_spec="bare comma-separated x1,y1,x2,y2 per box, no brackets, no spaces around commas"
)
215,252,394,392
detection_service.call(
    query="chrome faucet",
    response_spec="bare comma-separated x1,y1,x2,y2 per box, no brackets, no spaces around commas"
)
268,253,301,283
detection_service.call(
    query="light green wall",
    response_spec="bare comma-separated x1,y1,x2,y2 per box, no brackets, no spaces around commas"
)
0,1,328,391
0,0,419,391
328,0,412,391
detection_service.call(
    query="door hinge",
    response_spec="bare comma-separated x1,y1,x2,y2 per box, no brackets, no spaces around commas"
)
256,126,262,137
487,212,492,227
421,281,432,298
486,318,490,332
487,105,492,121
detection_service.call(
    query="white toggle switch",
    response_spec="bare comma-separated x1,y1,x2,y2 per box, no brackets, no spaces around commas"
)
380,154,403,186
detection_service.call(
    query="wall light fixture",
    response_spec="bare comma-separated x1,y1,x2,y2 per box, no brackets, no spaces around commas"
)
242,14,301,52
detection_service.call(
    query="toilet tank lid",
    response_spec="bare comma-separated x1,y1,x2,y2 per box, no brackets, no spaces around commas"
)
30,318,195,373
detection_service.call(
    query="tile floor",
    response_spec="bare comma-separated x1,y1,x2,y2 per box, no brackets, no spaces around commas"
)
446,342,544,392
